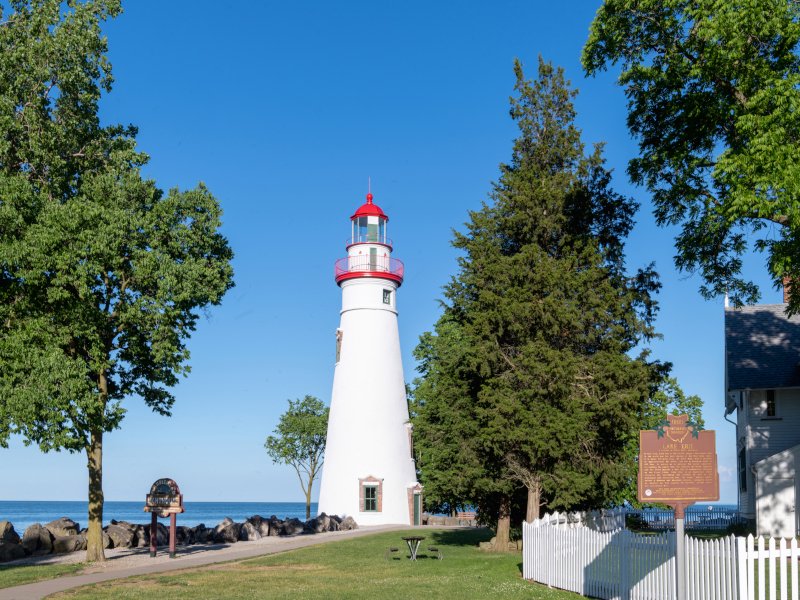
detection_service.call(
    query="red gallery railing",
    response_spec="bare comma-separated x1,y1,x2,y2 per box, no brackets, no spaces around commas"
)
334,256,404,284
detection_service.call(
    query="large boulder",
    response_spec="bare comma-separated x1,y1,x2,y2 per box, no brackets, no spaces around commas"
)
0,521,20,544
214,518,241,544
22,524,54,556
52,534,88,554
45,518,80,537
175,526,194,546
267,516,282,537
0,541,25,562
239,521,261,541
246,515,271,537
281,518,304,536
192,524,212,544
339,516,358,531
78,529,113,549
105,523,135,549
306,513,337,533
132,524,149,547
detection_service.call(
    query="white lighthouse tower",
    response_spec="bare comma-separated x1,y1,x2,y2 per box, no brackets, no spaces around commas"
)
318,191,421,526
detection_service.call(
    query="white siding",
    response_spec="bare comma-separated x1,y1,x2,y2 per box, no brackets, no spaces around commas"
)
743,388,800,520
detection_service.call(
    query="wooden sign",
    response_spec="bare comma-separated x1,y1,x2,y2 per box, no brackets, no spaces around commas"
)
144,478,185,517
637,414,719,504
143,477,184,558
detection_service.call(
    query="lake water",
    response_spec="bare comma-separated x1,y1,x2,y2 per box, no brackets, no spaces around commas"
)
0,501,318,535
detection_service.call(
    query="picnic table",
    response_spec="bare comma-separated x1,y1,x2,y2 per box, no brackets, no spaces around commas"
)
401,535,425,560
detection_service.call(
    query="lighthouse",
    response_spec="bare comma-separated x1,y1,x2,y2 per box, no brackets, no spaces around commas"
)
318,191,421,525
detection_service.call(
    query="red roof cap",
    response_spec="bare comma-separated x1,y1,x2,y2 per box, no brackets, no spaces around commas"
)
351,192,389,221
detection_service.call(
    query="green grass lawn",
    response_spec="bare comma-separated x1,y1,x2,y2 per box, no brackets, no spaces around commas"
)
50,528,581,599
0,561,85,589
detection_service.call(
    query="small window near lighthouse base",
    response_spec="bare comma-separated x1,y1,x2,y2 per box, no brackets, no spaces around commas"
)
364,486,377,511
359,476,383,512
383,289,392,305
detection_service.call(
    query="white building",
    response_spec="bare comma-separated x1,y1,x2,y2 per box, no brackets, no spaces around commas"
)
725,294,800,538
317,192,422,525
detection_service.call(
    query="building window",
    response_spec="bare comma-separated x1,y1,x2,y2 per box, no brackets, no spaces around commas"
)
766,389,776,417
364,486,377,511
383,289,392,305
359,476,382,512
738,447,747,492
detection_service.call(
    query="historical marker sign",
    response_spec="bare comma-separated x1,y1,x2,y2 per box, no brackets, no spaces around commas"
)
637,414,719,504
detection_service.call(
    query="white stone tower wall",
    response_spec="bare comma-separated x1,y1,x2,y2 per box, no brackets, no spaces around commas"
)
318,277,417,524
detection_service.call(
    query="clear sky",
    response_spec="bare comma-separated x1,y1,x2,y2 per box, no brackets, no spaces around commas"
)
2,0,778,504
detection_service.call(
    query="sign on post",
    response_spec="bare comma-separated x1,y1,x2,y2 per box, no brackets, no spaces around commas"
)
144,478,185,558
638,414,719,600
638,413,719,504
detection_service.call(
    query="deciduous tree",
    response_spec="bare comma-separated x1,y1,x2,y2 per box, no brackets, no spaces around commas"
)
0,0,234,562
583,0,800,312
265,396,329,520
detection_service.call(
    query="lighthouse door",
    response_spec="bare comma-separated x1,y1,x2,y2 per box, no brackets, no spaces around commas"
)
413,493,421,525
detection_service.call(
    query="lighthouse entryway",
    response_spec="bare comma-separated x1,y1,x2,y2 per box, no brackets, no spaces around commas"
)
413,493,421,526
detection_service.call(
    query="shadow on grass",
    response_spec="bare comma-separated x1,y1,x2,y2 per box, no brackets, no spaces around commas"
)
427,527,493,547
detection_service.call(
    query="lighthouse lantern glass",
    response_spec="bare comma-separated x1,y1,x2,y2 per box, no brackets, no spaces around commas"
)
356,217,368,242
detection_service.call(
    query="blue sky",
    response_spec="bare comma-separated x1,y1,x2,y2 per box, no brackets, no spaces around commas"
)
3,0,778,504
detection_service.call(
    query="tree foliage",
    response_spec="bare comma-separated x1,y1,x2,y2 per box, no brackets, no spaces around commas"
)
265,396,329,520
413,59,673,546
0,0,234,561
583,0,800,312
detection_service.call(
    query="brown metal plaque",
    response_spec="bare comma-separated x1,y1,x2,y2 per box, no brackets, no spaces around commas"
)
637,414,719,504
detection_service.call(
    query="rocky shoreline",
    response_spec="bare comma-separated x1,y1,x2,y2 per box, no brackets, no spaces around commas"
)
0,513,356,563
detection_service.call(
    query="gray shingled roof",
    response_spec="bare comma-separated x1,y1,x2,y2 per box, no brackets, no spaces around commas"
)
725,304,800,390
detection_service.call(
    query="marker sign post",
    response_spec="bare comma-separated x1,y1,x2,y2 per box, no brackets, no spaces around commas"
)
144,478,185,558
638,414,719,600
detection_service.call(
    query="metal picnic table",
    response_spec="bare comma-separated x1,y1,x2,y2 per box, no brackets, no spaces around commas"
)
401,535,425,560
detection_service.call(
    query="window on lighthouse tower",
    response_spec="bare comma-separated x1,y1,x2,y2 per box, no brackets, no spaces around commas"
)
364,486,377,511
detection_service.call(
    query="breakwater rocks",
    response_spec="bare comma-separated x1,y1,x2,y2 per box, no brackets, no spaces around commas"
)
0,513,357,562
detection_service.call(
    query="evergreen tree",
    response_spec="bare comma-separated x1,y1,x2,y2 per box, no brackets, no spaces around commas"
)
413,58,666,548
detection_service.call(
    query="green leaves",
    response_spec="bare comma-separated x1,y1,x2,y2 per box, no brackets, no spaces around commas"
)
413,58,667,521
584,0,800,313
0,0,233,480
265,396,329,516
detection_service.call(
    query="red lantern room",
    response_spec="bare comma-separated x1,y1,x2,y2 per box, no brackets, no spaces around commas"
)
335,192,404,286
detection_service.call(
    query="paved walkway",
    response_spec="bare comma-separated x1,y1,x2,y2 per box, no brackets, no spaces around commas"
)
0,525,408,600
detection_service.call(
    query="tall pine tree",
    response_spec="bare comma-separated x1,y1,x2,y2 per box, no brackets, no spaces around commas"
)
413,58,666,549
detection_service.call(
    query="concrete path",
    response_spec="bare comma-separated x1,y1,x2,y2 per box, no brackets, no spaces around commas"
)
0,525,409,600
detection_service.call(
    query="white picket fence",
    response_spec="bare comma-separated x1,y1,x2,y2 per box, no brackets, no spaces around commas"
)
530,508,628,532
523,512,800,599
737,535,800,600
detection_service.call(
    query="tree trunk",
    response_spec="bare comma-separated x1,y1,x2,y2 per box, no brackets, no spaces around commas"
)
86,427,105,562
526,480,541,522
305,482,312,520
493,495,511,552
